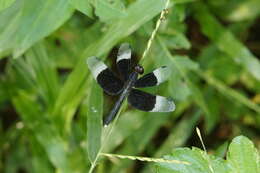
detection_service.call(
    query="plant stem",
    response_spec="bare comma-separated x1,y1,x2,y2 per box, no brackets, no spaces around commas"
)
140,0,170,64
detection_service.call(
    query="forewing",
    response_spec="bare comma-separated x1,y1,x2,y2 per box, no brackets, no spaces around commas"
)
128,89,175,112
117,43,131,81
134,66,170,88
87,56,123,95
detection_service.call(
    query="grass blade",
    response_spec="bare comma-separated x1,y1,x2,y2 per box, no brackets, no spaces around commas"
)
87,81,103,163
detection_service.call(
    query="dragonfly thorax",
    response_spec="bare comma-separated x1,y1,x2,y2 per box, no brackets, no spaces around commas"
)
134,65,144,75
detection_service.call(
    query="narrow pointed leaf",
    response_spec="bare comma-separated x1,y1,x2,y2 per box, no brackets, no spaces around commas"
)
87,80,103,163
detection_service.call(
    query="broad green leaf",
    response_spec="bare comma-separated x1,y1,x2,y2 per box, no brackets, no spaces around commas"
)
227,136,260,173
0,0,74,58
193,3,260,81
0,0,15,11
69,0,93,17
156,147,231,173
87,80,103,163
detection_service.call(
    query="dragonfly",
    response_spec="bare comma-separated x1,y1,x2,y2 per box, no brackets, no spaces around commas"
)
87,43,175,126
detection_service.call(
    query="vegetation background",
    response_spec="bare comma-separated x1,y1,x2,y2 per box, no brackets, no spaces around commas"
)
0,0,259,172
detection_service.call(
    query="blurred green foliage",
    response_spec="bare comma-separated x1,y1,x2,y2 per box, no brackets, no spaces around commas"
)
0,0,259,172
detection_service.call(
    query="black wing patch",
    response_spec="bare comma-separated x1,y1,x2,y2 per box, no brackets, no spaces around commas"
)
97,68,124,95
134,66,170,88
128,89,175,112
87,56,124,95
117,43,131,81
134,72,157,88
128,89,156,111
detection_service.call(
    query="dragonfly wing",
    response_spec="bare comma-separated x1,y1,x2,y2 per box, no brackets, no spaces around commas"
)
87,56,123,95
117,43,132,81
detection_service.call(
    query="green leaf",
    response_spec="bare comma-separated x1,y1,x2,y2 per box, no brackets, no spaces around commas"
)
107,135,260,172
0,0,15,11
69,0,93,17
156,147,231,173
87,80,103,163
193,3,260,81
0,0,74,58
94,0,126,22
161,33,191,49
173,56,199,71
227,136,260,173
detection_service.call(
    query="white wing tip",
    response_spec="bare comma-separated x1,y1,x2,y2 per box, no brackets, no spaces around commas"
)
153,66,171,84
151,96,175,112
87,56,107,79
86,56,98,68
117,43,131,62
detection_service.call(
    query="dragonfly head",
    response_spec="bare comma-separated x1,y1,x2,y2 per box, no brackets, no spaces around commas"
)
134,65,144,75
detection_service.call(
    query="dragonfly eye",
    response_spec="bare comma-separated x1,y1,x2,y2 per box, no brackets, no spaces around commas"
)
134,65,144,74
